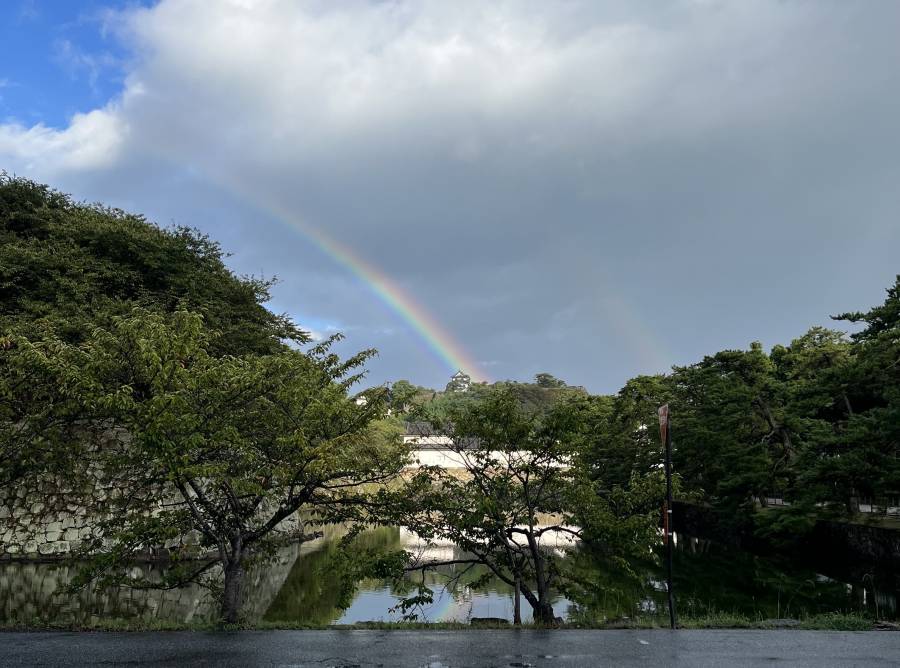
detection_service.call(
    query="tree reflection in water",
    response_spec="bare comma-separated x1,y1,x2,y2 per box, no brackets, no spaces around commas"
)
1,528,896,625
264,529,898,625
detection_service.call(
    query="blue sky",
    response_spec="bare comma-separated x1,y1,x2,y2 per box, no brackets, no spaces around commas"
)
2,1,899,393
0,1,144,126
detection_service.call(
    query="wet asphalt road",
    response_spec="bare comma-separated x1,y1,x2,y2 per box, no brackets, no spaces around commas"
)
2,629,898,667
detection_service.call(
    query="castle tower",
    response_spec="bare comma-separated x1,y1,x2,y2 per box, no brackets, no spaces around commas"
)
445,370,471,393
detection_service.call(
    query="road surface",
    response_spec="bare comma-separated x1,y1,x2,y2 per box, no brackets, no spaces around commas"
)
3,629,898,667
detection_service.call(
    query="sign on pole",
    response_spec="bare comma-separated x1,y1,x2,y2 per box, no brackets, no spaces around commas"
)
658,404,669,446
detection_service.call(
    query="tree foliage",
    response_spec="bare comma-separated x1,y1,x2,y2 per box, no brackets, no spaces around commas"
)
0,174,304,355
1,174,309,505
0,177,405,623
3,175,899,624
535,372,567,388
380,388,663,625
581,277,900,534
11,309,405,623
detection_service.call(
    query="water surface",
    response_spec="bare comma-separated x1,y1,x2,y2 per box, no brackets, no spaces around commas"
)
1,527,896,625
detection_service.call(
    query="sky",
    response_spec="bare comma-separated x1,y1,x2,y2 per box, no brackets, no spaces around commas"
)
1,0,899,394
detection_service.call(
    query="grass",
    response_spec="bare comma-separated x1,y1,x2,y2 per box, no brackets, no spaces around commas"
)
0,613,881,632
676,612,872,631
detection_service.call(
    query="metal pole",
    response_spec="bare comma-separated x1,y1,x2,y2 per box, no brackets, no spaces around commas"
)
665,415,676,629
514,577,521,626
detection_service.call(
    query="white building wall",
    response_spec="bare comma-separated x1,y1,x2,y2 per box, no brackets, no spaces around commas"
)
405,447,567,469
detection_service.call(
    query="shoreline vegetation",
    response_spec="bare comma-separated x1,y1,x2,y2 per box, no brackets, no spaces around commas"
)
0,612,887,632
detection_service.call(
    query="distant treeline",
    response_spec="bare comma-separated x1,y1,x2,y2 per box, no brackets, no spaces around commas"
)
394,281,900,533
389,372,585,420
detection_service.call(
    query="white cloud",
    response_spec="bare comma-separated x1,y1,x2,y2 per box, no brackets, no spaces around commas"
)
0,0,838,179
17,0,39,23
0,107,126,173
1,0,898,391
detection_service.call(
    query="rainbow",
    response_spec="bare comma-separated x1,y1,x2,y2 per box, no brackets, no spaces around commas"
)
238,194,487,383
148,157,670,388
296,216,486,382
153,156,486,382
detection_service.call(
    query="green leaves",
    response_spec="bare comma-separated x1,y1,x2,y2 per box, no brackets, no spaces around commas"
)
0,176,406,621
1,305,402,622
576,275,900,532
379,386,662,623
0,175,307,355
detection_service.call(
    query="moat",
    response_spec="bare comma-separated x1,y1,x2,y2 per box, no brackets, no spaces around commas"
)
1,527,896,627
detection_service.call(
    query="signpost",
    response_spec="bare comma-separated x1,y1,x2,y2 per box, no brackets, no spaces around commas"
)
658,404,676,629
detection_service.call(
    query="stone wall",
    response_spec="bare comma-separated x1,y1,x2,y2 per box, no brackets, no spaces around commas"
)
1,458,303,560
0,559,216,625
1,428,154,559
808,519,900,571
0,474,110,558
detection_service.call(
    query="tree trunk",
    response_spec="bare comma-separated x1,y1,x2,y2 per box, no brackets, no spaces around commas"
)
757,398,794,461
842,392,854,417
533,599,556,625
520,530,558,625
519,582,557,625
221,557,245,624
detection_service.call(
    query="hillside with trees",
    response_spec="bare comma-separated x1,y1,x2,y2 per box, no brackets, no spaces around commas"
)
0,174,303,355
390,373,587,422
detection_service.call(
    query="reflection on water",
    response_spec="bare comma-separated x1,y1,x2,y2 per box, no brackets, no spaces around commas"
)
0,560,216,625
263,527,570,624
1,526,897,625
330,585,570,624
0,543,304,626
668,534,898,622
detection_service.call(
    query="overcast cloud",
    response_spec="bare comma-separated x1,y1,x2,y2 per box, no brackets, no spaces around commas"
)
2,0,899,392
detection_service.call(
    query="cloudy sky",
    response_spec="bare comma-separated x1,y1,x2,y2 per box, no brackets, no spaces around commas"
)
2,0,899,393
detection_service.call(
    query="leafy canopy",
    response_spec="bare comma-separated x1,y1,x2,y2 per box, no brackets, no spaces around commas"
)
0,174,304,355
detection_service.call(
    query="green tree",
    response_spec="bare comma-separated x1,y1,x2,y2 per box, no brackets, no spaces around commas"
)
568,277,900,534
584,375,669,488
670,344,791,521
10,310,406,623
0,176,315,569
382,388,662,625
0,329,103,514
388,379,437,415
793,278,900,514
534,373,567,388
0,174,304,355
